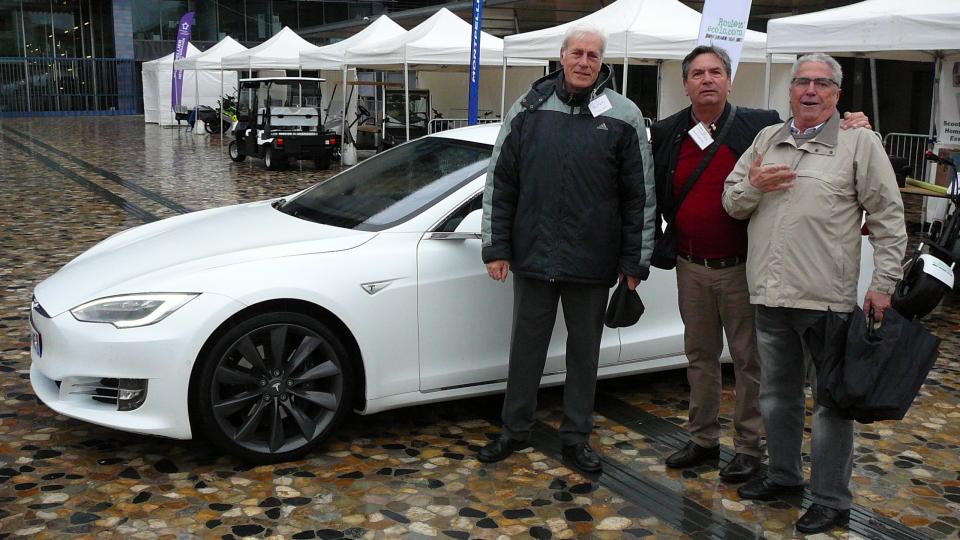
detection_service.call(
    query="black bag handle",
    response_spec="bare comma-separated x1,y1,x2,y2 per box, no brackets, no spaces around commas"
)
665,105,738,227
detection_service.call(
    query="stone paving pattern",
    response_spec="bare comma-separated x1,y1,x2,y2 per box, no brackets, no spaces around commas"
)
0,117,958,539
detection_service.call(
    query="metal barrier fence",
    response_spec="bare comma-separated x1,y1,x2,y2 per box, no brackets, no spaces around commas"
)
0,57,137,116
428,117,500,134
884,132,932,181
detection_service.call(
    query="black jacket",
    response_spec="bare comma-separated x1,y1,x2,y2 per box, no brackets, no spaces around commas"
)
651,103,781,233
481,65,656,285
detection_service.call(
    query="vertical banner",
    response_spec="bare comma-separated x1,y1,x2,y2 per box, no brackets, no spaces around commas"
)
467,0,483,125
938,56,960,148
171,11,195,110
697,0,751,80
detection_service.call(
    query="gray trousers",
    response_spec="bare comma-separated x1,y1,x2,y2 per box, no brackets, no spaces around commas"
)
755,306,854,510
501,276,609,446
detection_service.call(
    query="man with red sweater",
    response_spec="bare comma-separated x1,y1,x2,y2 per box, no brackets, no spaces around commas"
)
651,46,868,482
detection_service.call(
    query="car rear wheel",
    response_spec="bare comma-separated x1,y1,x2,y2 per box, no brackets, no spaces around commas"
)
264,146,285,170
196,312,354,463
315,150,331,171
228,140,245,162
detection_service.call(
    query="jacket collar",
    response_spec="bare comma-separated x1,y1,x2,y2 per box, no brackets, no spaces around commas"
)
521,64,614,112
775,110,840,148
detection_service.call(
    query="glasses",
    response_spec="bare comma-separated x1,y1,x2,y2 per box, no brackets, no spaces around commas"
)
791,77,839,90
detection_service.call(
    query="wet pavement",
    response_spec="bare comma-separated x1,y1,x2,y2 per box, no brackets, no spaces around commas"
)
1,116,959,539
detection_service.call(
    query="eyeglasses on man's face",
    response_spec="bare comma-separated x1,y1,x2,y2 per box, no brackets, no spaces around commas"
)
791,77,839,90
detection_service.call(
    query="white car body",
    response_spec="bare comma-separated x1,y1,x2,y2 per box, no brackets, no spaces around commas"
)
29,123,877,460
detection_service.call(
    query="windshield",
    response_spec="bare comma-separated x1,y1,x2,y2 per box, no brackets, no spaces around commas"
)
259,81,321,108
280,137,491,231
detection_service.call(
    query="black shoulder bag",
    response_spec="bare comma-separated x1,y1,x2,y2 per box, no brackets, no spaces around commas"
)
651,105,738,270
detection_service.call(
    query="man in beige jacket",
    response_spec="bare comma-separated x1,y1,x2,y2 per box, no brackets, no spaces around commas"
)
722,53,906,534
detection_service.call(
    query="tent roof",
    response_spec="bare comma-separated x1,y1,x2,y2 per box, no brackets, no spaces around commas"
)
299,15,406,70
504,0,784,63
347,8,546,69
175,36,247,70
221,26,317,70
142,43,200,72
766,0,960,60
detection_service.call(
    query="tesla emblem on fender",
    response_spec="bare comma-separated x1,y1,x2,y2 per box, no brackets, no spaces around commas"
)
361,280,394,295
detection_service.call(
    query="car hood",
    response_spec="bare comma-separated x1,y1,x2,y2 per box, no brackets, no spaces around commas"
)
35,200,375,316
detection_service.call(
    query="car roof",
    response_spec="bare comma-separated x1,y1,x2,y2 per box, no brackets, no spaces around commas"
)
428,123,500,146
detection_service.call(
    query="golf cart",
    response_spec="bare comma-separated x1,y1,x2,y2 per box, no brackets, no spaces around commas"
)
229,77,340,170
379,89,431,151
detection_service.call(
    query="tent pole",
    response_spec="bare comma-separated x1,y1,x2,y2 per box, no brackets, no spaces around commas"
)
869,58,880,134
622,55,628,97
764,53,772,110
404,62,410,142
500,56,507,119
220,65,224,153
929,53,941,144
656,59,662,120
194,66,199,133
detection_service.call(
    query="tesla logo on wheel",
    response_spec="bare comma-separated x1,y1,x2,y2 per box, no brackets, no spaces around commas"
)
271,382,281,393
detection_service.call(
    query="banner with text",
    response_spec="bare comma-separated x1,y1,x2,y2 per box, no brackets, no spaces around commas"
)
468,0,483,125
171,11,195,110
938,56,960,148
697,0,751,80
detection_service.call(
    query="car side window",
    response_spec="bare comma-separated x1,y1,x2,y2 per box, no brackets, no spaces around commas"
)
437,194,482,232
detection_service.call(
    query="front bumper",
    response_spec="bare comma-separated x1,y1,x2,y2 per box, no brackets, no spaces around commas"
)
29,292,246,440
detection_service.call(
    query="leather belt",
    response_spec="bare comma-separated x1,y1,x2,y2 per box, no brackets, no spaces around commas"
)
678,252,744,269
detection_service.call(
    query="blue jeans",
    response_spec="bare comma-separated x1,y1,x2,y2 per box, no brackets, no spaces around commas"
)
755,305,853,510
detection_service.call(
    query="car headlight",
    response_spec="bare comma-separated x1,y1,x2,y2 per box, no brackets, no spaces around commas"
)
70,293,198,328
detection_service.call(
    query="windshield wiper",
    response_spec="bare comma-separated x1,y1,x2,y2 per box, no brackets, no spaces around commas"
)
271,198,286,209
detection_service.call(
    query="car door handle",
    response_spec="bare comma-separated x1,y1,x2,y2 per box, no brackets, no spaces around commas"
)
424,232,481,240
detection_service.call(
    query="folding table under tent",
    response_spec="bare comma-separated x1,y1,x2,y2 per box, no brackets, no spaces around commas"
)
142,42,201,125
343,8,547,141
502,0,795,120
765,0,960,137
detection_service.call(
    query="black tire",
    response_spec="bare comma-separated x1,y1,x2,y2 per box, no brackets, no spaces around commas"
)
315,151,331,171
228,140,245,162
195,312,355,463
892,258,949,319
264,146,283,170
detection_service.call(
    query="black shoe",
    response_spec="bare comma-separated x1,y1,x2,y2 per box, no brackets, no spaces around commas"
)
737,475,805,501
796,504,850,534
477,435,529,463
665,441,720,468
719,453,761,483
561,442,602,473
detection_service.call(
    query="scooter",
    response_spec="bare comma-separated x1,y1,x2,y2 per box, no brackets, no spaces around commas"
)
891,150,959,319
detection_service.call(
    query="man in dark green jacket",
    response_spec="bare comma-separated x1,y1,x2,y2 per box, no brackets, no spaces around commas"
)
477,23,655,474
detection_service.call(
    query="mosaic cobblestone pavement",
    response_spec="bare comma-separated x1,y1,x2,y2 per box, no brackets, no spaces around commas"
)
1,116,958,539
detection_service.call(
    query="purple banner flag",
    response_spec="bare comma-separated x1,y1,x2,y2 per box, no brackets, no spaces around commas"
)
467,0,483,125
171,11,195,109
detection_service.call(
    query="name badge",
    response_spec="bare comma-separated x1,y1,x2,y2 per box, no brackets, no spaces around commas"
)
588,94,612,117
688,123,714,150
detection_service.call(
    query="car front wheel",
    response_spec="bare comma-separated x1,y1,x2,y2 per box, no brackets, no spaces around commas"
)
196,312,354,463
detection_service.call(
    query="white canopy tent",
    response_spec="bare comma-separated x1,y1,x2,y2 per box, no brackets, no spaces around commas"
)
221,26,317,72
141,43,201,126
172,36,245,132
345,8,547,140
502,0,795,119
766,0,960,135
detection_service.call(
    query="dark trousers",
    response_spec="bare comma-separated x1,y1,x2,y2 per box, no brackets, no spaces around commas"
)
500,276,609,446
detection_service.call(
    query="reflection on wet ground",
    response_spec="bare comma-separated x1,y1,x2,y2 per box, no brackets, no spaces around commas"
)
0,116,958,539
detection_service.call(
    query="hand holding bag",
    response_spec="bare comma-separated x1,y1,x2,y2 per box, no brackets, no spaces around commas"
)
604,279,645,328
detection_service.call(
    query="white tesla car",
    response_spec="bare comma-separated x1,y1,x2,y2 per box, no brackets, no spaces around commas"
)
29,123,877,463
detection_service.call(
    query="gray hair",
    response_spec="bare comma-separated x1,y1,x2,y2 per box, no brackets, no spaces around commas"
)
561,23,607,58
792,53,843,86
681,46,733,80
